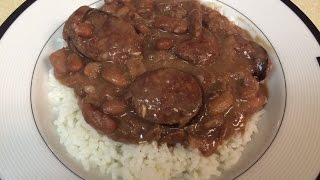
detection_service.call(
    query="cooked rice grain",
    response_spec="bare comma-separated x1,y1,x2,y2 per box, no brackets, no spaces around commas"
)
48,69,263,180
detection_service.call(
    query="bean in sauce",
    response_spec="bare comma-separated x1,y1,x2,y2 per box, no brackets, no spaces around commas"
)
50,0,271,156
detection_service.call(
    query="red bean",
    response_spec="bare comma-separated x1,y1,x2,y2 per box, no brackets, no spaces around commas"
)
244,93,267,114
188,135,216,156
235,73,259,99
82,103,117,134
102,3,118,14
116,7,130,17
66,53,83,72
83,62,101,79
63,72,86,87
135,24,150,35
154,16,188,34
173,22,188,34
83,93,100,107
126,56,146,79
102,99,127,116
208,90,234,115
189,8,202,38
144,126,162,142
49,49,68,75
101,65,129,87
160,129,185,145
74,22,94,38
84,85,96,94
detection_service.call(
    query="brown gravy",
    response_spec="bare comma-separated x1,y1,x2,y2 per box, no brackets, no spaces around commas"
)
49,0,271,156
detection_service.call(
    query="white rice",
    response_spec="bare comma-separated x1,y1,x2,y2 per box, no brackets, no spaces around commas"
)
48,69,263,180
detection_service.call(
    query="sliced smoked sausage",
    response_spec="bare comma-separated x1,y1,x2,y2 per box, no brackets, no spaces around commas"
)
130,68,203,126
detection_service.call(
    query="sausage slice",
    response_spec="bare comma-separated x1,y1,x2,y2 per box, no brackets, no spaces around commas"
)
63,6,141,63
130,68,203,126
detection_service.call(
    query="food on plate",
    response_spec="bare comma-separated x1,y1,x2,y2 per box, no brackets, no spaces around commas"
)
48,0,271,179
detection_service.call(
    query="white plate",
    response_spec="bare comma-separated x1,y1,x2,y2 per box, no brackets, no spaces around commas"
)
0,0,319,180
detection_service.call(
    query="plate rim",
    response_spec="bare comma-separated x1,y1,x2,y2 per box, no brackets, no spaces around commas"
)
29,0,287,179
0,1,314,179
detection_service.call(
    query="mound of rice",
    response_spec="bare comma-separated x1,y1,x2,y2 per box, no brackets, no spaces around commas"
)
48,69,263,180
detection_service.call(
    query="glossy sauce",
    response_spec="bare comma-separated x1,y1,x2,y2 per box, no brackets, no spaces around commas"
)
49,0,271,156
